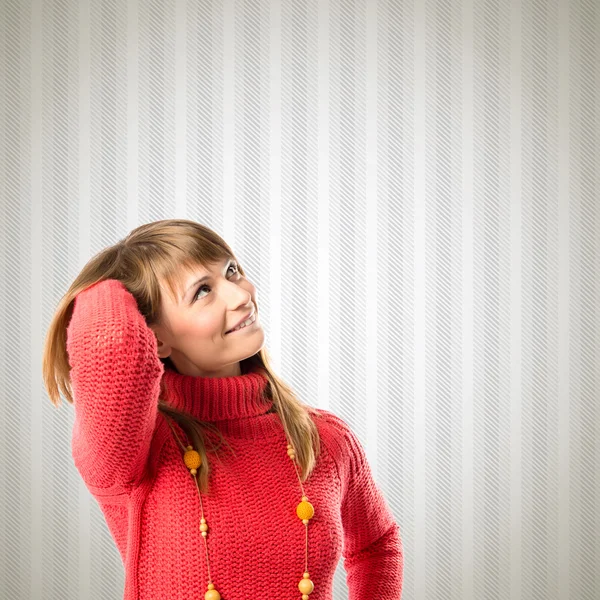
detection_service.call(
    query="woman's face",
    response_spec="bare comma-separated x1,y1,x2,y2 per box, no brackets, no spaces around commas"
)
150,257,265,378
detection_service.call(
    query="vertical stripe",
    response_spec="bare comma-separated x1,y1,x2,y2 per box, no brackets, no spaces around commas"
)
557,0,571,597
222,0,235,244
413,0,427,597
30,0,43,596
317,0,330,411
462,0,475,597
571,2,598,596
127,0,139,230
269,0,282,371
78,1,92,597
174,0,187,217
365,0,379,478
509,0,523,597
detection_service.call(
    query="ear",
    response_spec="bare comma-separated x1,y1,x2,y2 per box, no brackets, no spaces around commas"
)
155,337,172,359
149,323,172,359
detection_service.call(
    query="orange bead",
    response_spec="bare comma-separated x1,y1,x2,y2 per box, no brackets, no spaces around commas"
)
298,576,314,594
205,584,220,600
296,500,314,520
184,449,201,470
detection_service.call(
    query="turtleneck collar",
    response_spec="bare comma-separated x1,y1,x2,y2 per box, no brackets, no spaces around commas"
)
159,366,284,440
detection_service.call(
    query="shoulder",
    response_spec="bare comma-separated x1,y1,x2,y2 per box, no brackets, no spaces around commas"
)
310,407,353,437
311,406,350,431
309,408,366,474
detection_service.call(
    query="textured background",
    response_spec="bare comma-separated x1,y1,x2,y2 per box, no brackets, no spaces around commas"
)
1,0,599,598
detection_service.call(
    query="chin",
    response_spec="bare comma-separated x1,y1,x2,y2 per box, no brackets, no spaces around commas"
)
240,328,265,354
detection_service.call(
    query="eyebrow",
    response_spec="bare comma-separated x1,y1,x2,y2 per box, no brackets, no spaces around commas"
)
181,257,233,301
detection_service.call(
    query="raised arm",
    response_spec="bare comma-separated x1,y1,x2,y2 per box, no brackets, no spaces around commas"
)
66,278,164,494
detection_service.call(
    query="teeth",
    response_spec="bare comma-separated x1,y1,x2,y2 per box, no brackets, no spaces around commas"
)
229,313,256,332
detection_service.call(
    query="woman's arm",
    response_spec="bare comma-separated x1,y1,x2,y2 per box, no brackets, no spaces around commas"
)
66,278,164,493
340,426,404,598
322,410,404,599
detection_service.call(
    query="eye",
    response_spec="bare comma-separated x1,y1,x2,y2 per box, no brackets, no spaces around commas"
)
193,262,239,302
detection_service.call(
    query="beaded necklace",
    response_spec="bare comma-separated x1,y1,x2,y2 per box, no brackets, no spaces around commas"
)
165,415,316,600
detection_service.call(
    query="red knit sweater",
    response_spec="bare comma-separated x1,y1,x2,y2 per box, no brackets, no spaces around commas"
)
66,278,403,599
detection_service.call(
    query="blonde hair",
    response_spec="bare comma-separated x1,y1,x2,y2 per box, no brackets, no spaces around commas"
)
42,218,321,493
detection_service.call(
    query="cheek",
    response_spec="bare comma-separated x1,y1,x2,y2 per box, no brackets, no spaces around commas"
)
176,314,221,339
199,315,223,335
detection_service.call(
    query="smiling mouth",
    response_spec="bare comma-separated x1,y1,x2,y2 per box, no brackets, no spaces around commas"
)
226,312,257,333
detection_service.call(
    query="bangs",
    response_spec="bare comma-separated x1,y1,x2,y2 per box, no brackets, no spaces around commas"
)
156,247,235,305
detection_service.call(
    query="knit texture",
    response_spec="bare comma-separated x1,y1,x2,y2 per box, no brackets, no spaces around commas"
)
66,278,404,599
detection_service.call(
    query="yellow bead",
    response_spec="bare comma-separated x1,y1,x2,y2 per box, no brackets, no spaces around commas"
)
184,449,201,470
298,577,314,594
302,596,310,600
201,531,207,537
304,572,310,578
205,586,221,600
296,500,314,520
200,523,208,532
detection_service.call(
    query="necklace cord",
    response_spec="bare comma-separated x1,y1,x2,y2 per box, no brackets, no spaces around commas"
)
163,414,315,599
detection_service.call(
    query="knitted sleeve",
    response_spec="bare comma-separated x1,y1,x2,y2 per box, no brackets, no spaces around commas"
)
66,278,164,493
317,409,404,599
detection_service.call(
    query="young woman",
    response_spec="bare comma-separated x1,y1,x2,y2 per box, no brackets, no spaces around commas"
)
43,218,403,599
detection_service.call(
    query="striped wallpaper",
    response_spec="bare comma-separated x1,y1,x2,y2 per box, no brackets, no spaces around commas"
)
1,0,598,598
